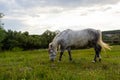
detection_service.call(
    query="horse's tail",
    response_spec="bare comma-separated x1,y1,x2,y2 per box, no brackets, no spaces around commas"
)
97,30,111,51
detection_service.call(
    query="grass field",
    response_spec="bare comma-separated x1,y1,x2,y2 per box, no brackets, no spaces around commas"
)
0,45,120,80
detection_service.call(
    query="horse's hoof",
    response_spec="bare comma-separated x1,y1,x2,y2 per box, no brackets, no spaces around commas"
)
58,60,61,62
92,60,96,63
69,58,72,61
99,59,101,62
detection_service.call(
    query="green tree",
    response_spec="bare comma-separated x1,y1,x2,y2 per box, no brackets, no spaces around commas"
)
0,13,6,51
0,13,4,28
41,30,56,48
2,29,57,51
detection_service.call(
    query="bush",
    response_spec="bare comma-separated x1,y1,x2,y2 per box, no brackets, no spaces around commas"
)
11,47,23,51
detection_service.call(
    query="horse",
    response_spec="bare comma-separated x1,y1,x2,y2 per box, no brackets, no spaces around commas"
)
48,28,111,62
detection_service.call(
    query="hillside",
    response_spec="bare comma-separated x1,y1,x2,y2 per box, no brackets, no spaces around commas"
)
102,30,120,34
102,30,120,45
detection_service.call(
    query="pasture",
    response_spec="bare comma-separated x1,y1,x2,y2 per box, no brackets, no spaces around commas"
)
0,45,120,80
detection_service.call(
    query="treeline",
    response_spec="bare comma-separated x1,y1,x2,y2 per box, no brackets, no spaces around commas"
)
102,30,120,45
102,30,120,34
0,27,57,51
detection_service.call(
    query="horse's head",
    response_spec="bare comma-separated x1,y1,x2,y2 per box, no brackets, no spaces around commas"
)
48,43,56,62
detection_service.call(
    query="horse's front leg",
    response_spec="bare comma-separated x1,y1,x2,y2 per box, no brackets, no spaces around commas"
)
67,47,72,61
59,49,64,61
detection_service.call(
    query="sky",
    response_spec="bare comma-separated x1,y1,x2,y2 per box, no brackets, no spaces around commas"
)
0,0,120,34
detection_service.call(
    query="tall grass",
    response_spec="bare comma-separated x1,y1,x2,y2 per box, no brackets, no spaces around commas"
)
0,45,120,80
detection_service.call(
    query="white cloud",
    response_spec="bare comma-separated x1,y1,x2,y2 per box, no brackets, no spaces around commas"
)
19,2,120,34
1,0,120,34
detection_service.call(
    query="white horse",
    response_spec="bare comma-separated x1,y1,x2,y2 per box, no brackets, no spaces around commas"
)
48,28,110,62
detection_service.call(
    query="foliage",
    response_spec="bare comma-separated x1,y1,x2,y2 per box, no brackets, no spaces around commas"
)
0,28,6,51
40,30,56,48
102,30,120,45
102,30,120,34
2,30,57,51
0,45,120,80
0,13,5,29
0,13,6,51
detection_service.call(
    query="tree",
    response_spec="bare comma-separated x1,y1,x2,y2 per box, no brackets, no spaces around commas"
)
2,28,57,51
0,13,6,51
40,30,56,48
0,13,5,28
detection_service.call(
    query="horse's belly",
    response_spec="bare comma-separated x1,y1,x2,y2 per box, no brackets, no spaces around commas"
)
69,39,88,47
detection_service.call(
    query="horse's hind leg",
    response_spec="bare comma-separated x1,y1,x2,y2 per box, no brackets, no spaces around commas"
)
93,44,102,62
97,45,102,62
67,47,72,61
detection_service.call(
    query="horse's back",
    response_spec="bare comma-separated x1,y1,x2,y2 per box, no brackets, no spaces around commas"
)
53,28,99,47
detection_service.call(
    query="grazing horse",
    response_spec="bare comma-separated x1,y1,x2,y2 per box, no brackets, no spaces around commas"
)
48,28,111,62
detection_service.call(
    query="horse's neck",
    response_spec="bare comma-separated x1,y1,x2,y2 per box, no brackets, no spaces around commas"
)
52,39,58,52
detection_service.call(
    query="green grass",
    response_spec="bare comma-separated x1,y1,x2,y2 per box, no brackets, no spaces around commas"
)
0,45,120,80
